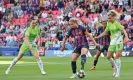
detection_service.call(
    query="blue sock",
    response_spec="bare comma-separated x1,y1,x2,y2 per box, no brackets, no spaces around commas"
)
81,54,86,70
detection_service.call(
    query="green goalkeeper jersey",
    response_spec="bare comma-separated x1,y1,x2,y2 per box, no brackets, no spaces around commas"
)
25,26,41,44
106,21,124,45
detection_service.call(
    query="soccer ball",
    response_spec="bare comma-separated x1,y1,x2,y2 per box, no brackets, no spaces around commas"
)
77,70,85,78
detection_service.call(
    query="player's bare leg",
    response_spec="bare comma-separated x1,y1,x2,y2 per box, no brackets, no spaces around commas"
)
70,53,80,78
33,52,46,75
90,50,101,70
112,55,115,70
5,53,24,74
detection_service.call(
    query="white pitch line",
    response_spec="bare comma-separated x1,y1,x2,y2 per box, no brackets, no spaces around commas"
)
0,62,68,68
0,61,133,68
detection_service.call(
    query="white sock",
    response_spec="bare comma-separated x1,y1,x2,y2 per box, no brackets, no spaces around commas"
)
108,58,117,70
37,57,44,71
116,58,121,72
73,73,77,76
8,57,18,69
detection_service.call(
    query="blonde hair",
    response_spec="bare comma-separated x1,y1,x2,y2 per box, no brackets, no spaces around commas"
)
108,10,121,19
69,18,82,25
69,18,78,23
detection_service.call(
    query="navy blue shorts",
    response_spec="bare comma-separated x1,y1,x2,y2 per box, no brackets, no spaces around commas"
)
96,45,109,52
73,45,89,54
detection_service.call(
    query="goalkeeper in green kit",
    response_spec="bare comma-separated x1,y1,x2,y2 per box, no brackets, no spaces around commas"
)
5,20,46,75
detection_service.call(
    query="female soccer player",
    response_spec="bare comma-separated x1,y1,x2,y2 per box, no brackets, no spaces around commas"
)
90,20,114,70
95,10,130,77
61,18,99,78
5,20,46,75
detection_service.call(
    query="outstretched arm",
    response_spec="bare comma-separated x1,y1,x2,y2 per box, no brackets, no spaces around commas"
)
37,29,42,47
61,29,72,51
118,21,130,43
121,29,130,43
60,37,68,51
84,30,99,46
96,29,107,39
37,36,41,47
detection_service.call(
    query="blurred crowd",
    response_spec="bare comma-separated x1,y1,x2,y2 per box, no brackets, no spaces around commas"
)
0,0,133,51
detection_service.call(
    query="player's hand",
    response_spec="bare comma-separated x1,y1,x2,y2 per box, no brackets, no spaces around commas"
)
95,43,100,47
94,37,98,40
60,46,65,52
29,48,33,52
124,37,130,43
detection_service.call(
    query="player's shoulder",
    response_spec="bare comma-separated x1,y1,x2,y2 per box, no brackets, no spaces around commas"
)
79,25,84,28
26,26,31,31
36,26,41,30
79,25,86,29
68,28,72,31
67,28,72,34
107,22,110,26
114,20,122,27
98,26,103,30
114,20,120,24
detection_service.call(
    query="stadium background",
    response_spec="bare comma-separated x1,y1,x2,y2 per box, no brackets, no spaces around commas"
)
0,0,133,57
0,0,133,80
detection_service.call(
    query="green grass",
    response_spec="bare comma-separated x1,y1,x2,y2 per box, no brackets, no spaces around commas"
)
0,57,133,80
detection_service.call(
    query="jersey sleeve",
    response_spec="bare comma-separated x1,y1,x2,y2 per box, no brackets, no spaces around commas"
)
25,27,30,37
116,21,124,31
81,26,86,33
65,29,72,38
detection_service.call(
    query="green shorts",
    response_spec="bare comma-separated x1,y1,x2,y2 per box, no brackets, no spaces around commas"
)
108,43,123,52
19,42,38,54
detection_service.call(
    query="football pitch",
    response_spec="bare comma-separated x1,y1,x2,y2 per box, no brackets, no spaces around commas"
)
0,57,133,80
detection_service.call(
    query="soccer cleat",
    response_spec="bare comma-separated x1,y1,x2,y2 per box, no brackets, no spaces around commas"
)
115,66,120,77
70,74,77,78
113,67,117,77
5,68,11,74
90,66,96,70
41,71,46,75
113,71,116,77
113,67,120,77
114,71,120,78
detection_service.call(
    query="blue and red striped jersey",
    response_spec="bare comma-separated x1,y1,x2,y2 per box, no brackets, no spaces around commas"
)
96,26,110,46
66,25,88,47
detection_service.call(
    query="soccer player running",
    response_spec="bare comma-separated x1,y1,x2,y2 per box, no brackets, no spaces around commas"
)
61,18,99,78
5,20,46,75
90,20,115,70
95,10,130,77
